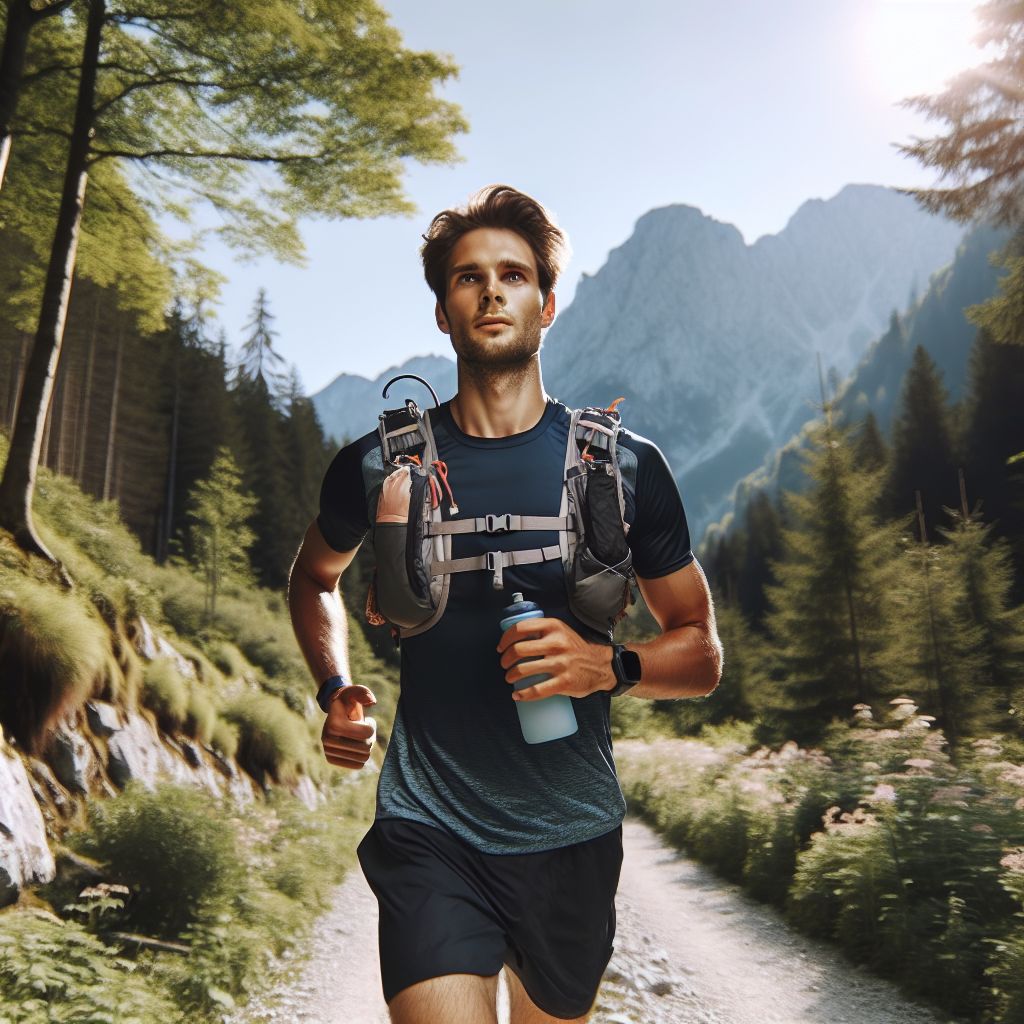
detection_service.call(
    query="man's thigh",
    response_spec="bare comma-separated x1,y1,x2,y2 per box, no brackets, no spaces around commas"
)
504,965,593,1024
388,971,501,1024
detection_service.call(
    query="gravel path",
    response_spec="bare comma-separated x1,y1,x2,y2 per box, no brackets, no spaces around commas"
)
226,815,961,1024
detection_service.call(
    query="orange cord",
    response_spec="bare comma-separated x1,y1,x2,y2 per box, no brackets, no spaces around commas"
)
431,460,460,514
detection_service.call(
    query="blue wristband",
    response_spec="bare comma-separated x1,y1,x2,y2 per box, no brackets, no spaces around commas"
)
316,674,350,713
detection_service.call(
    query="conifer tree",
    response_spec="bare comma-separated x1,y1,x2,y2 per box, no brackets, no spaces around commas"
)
758,406,906,748
238,288,288,405
854,410,888,474
934,475,1024,740
737,489,784,630
961,327,1024,564
883,345,960,538
177,444,257,626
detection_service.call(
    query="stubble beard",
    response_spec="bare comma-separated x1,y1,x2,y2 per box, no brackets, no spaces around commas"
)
449,307,545,391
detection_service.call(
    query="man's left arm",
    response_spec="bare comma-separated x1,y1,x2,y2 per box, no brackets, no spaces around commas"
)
614,560,723,699
497,559,723,702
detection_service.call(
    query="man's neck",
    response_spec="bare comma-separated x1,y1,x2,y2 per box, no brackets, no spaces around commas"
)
449,363,550,439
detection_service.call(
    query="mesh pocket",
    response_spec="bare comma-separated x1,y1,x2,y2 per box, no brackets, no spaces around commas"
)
569,544,633,635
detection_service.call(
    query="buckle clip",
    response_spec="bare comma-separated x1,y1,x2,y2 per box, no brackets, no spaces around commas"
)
485,550,504,590
485,513,512,533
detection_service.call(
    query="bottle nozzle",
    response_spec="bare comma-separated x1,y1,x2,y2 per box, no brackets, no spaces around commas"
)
512,592,524,603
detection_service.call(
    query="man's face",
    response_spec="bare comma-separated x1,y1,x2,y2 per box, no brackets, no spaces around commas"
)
435,227,556,367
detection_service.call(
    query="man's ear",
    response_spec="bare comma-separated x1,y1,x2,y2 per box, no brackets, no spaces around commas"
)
541,290,556,328
435,300,450,335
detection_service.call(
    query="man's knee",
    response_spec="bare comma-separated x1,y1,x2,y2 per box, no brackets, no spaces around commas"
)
388,971,501,1024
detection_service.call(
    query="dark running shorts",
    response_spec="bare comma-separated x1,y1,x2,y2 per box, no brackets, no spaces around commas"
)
356,816,624,1020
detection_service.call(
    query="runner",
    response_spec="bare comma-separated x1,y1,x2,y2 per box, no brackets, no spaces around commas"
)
288,184,723,1024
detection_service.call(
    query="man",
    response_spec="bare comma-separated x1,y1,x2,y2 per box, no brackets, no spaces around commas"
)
288,184,722,1024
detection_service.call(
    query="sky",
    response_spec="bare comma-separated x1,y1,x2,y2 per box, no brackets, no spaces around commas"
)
183,0,986,396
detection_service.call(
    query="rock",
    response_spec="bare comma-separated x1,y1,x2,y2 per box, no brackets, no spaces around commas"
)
130,615,196,679
85,700,122,738
648,979,674,997
0,743,56,906
106,710,190,791
28,758,71,818
50,725,97,795
290,774,323,811
180,738,203,768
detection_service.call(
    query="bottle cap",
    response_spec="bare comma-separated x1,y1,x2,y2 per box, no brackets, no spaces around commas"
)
502,592,542,617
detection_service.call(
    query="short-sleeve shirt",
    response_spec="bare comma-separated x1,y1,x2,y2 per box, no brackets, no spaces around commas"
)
317,398,694,854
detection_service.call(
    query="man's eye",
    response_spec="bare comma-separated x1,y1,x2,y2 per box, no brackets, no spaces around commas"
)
459,273,477,284
505,271,524,282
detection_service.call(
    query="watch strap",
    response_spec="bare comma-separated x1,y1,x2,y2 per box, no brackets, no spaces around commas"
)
316,674,350,713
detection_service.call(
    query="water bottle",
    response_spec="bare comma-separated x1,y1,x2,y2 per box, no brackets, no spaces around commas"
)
499,592,579,744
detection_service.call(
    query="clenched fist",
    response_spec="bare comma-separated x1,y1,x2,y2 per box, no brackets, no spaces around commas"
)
321,684,377,770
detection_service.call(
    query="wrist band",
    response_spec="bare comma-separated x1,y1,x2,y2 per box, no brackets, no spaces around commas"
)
316,674,350,713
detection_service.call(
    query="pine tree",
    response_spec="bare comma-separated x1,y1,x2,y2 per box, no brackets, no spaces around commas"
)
960,327,1024,573
883,345,960,539
737,489,785,630
854,410,888,474
935,473,1024,740
238,288,288,403
758,405,906,748
176,445,257,627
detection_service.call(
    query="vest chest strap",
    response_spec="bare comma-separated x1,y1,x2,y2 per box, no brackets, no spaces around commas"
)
433,544,563,590
428,514,574,536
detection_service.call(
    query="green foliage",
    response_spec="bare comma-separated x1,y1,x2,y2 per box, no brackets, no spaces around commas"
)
67,781,246,940
184,684,216,746
140,656,190,733
209,716,240,761
176,445,259,625
0,908,183,1024
759,409,907,748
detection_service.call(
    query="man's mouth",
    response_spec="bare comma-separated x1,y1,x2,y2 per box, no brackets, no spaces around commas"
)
475,317,513,327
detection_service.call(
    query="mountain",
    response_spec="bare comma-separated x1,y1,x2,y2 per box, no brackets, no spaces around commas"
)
708,221,1010,551
540,184,965,543
311,185,966,548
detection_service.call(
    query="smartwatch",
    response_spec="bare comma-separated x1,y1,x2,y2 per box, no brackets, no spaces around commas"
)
609,644,642,697
316,674,350,713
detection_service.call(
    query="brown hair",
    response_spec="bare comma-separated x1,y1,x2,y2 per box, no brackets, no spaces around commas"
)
420,184,570,310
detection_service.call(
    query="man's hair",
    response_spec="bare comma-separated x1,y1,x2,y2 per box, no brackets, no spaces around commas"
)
420,184,570,311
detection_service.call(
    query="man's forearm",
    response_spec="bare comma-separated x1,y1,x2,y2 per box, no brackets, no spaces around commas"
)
612,624,722,700
287,566,354,688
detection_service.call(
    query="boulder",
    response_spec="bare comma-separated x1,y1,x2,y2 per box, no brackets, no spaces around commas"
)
0,742,56,906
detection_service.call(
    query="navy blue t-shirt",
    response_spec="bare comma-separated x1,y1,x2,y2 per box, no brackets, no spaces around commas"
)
317,398,694,854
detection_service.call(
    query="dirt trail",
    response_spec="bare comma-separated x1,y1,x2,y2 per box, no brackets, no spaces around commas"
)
226,815,960,1024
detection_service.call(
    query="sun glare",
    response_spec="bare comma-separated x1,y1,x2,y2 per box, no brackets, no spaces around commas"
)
861,0,985,103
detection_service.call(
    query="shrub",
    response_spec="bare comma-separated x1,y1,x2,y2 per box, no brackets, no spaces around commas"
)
0,907,182,1023
221,690,312,786
140,656,190,733
0,571,109,753
210,716,239,761
184,685,217,746
67,780,244,940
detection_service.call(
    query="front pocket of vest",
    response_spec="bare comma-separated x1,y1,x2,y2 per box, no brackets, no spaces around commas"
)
569,543,634,634
372,466,435,628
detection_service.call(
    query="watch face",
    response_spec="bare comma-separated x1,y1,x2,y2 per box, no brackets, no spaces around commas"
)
621,649,642,682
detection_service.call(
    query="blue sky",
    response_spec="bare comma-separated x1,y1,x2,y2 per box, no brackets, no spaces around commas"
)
185,0,983,395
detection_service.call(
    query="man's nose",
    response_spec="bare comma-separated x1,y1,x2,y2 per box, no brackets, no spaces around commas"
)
479,275,504,305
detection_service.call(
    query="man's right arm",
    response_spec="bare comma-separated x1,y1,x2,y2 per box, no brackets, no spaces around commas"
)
288,518,377,770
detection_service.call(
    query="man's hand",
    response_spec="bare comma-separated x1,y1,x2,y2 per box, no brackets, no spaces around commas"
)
321,684,377,770
496,617,614,701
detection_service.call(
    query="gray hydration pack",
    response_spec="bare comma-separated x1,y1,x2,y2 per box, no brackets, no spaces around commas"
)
362,374,638,645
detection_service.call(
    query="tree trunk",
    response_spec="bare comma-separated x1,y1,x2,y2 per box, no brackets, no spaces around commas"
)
76,290,100,487
0,0,32,194
6,332,28,435
0,0,104,582
102,315,122,502
161,345,180,564
0,0,76,193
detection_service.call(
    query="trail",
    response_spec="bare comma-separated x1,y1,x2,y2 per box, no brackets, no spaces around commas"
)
226,814,961,1024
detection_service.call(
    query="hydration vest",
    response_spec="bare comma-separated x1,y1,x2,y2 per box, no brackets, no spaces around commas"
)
362,375,639,646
